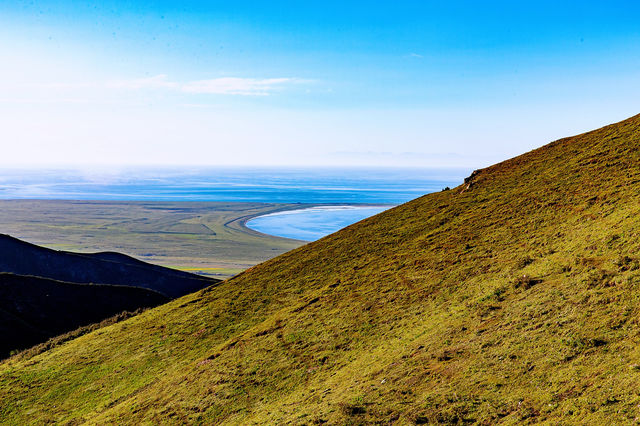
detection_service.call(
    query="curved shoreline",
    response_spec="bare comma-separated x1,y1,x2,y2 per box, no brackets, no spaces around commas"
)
224,203,318,242
243,203,395,241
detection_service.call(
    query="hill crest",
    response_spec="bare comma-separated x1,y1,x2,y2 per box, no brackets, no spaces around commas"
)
0,233,216,298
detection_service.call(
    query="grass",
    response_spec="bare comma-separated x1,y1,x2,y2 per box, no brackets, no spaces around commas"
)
2,114,640,423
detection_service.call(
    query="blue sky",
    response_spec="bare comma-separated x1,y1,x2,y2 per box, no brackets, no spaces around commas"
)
0,1,639,167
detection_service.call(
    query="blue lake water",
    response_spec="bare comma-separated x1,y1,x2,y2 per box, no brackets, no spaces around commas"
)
0,166,465,240
246,205,391,241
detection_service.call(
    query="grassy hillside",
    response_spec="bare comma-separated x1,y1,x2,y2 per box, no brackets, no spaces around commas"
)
0,273,168,358
2,114,640,424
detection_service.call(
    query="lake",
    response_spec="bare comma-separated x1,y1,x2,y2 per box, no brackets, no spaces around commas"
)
246,205,391,241
0,166,465,240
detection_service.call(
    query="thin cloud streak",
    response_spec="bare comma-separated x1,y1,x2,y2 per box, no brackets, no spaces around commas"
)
182,77,294,96
107,74,178,90
108,75,301,96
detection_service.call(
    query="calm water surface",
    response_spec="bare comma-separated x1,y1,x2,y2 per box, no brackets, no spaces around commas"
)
0,167,464,203
247,205,391,241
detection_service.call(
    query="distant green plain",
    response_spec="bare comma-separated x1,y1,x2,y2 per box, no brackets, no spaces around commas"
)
0,200,307,279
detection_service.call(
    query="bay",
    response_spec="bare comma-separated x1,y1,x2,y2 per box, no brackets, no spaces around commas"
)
246,205,391,241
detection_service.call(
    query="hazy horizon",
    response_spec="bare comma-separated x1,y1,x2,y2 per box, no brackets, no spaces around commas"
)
0,166,463,203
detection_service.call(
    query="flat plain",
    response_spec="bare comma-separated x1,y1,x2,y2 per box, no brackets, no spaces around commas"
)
0,200,306,278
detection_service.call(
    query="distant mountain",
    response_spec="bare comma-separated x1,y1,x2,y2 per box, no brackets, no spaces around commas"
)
2,115,640,423
0,234,216,298
0,273,168,358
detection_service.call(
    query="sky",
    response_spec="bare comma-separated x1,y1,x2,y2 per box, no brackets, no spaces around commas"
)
0,1,639,168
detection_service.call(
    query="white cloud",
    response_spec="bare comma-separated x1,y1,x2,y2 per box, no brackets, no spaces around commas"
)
0,74,305,102
107,74,178,90
106,75,298,96
181,77,295,96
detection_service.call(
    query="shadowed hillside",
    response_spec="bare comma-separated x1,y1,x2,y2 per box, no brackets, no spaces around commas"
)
0,235,219,359
0,273,169,358
0,234,217,298
2,115,640,423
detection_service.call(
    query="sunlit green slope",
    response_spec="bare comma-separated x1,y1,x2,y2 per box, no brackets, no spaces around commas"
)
2,114,640,424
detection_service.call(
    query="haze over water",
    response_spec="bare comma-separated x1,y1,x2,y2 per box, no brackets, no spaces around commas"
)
0,167,463,204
